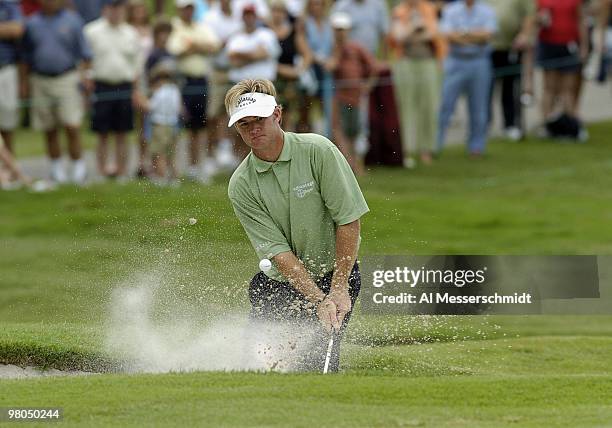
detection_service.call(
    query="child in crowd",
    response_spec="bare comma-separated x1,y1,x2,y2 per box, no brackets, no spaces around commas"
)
136,18,175,180
145,19,173,77
142,59,182,184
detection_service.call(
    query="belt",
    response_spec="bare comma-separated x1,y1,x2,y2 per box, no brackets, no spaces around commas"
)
449,50,489,60
35,67,76,78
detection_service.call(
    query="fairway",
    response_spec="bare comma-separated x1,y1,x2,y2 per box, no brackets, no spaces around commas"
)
2,123,612,427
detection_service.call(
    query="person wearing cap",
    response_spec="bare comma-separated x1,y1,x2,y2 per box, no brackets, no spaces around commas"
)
225,78,369,372
168,0,221,182
226,5,281,85
231,0,270,22
331,0,390,56
141,59,182,184
226,5,281,157
85,0,140,178
203,0,243,171
326,12,378,175
21,0,93,184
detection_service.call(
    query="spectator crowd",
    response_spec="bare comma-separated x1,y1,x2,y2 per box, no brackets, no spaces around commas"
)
0,0,611,188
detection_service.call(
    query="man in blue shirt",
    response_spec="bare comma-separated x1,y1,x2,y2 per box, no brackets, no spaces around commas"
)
69,0,109,24
331,0,390,56
0,0,23,154
21,0,93,184
437,0,497,156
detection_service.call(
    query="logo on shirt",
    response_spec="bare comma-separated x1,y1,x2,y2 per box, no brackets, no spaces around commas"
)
255,240,272,251
293,181,315,198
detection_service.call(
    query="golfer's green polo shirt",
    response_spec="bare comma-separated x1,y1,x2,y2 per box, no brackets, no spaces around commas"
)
228,132,369,281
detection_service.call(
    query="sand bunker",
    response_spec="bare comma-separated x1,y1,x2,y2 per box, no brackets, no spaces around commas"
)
0,364,96,380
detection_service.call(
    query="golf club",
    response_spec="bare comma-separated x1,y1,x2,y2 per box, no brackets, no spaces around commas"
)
323,328,335,374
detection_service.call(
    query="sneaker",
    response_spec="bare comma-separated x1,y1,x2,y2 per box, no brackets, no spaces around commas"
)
201,158,218,183
215,139,239,170
30,179,57,193
1,180,23,191
577,127,589,143
185,166,200,182
71,159,87,185
355,134,369,156
535,124,550,139
135,166,148,179
403,157,417,169
504,126,523,141
116,176,132,185
166,178,181,188
50,160,68,184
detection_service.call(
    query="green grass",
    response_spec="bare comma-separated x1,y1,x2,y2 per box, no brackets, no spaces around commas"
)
2,122,612,426
3,370,611,427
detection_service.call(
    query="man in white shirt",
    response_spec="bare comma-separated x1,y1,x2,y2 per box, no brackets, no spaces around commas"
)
226,5,280,158
203,0,243,170
231,0,270,22
167,0,221,182
227,5,281,84
85,0,140,178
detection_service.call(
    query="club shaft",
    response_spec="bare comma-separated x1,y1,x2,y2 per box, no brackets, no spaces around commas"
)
323,331,334,374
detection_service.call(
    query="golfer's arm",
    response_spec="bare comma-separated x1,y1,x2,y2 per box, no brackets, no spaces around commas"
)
331,220,360,292
273,252,326,304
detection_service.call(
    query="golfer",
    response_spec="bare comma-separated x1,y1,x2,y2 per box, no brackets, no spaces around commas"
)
226,79,369,372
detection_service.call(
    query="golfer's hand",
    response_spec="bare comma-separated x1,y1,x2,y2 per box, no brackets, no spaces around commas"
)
316,298,338,332
327,289,352,326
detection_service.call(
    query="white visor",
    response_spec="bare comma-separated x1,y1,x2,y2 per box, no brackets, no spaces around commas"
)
228,92,278,127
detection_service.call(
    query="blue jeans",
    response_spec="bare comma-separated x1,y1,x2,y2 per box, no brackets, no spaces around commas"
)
437,55,493,154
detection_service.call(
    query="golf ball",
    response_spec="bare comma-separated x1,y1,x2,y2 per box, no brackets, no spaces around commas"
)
188,218,197,225
259,258,272,272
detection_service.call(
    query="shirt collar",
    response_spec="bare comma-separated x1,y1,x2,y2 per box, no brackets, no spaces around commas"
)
251,132,293,173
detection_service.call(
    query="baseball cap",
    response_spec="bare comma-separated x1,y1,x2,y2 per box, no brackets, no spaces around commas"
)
330,12,352,30
149,58,177,81
242,4,257,15
175,0,196,8
227,92,278,127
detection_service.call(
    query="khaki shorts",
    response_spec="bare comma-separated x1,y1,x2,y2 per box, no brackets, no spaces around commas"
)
150,124,177,159
0,65,19,131
30,71,84,130
208,69,231,118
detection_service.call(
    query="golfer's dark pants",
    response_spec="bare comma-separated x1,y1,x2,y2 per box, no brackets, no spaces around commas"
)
249,263,361,372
